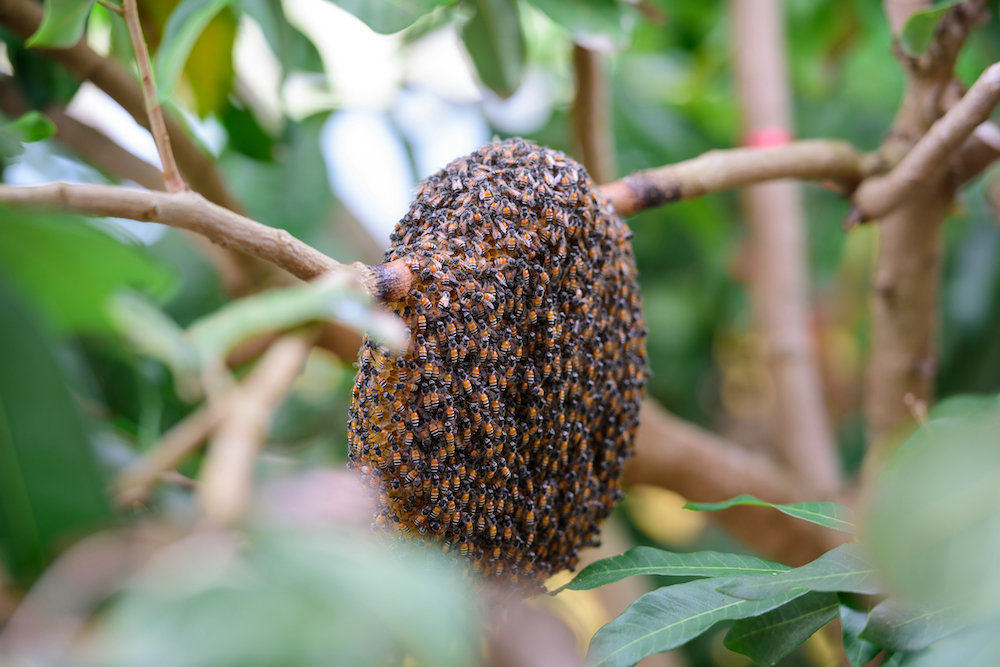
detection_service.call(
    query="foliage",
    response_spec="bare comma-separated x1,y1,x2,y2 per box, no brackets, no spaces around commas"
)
3,0,1000,666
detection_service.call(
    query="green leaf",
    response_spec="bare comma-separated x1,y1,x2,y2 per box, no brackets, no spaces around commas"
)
326,0,453,34
554,546,789,593
155,0,236,100
928,394,1000,420
719,543,882,600
461,0,525,98
108,291,202,402
881,651,912,667
866,405,1000,614
5,110,57,142
27,0,96,48
3,29,83,109
859,599,965,652
243,0,323,73
188,274,407,363
585,577,807,667
684,495,859,535
527,0,630,49
0,209,174,334
724,591,839,667
839,597,881,667
0,276,111,585
899,1,960,56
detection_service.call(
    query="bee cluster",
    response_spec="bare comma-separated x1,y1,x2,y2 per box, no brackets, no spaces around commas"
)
348,138,648,591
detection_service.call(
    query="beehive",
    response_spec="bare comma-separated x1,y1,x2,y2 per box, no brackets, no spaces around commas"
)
348,138,648,591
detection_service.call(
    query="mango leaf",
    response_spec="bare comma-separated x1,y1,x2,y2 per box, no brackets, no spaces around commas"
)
187,273,407,362
27,0,95,48
859,599,965,652
866,405,1000,615
155,0,235,101
684,494,859,535
719,543,882,600
108,291,202,402
0,276,111,585
243,0,323,74
461,0,524,98
528,0,630,50
0,209,173,334
553,547,789,593
839,597,881,667
899,1,961,56
5,110,57,142
3,29,83,109
585,577,807,667
327,0,453,34
724,591,839,667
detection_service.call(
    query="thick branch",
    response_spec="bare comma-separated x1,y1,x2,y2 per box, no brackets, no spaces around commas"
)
598,140,868,217
730,0,840,495
120,0,185,193
853,62,1000,221
198,331,315,526
624,400,847,565
571,44,615,185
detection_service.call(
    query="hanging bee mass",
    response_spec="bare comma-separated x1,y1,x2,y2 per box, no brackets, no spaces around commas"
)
348,138,648,592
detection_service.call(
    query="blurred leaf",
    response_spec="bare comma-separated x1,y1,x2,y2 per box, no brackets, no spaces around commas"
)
27,0,95,48
0,276,111,585
155,0,235,104
899,1,960,56
928,393,1000,420
327,0,453,34
554,547,789,593
100,528,478,667
866,404,1000,615
188,273,407,362
109,291,202,402
5,110,57,142
220,101,275,160
527,0,630,50
840,597,882,667
462,0,525,98
243,0,323,73
585,577,807,667
3,29,83,108
724,591,839,667
221,115,330,240
0,209,174,333
881,652,910,667
684,495,859,535
184,5,236,116
719,544,881,600
859,599,965,652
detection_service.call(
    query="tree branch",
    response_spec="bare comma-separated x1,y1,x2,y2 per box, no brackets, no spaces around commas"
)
198,330,315,526
571,44,615,185
729,0,841,495
597,140,869,217
624,400,848,565
120,0,185,193
852,62,1000,222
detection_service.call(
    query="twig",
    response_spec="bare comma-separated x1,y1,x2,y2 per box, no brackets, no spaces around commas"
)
571,44,615,185
96,0,122,15
120,0,185,193
853,62,1000,221
0,183,357,282
197,330,316,526
597,140,869,217
115,403,224,506
729,0,840,494
624,400,848,565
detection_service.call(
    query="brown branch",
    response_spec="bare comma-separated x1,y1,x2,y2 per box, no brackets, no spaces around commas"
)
120,0,184,193
624,400,848,565
853,62,1000,222
198,331,315,526
598,140,869,217
730,0,841,495
571,44,615,185
0,182,357,282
